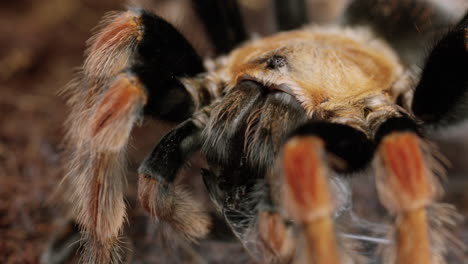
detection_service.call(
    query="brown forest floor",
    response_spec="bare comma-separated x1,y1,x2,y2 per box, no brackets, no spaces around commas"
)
1,0,468,264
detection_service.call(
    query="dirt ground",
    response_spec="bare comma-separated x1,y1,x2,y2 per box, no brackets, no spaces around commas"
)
1,0,468,264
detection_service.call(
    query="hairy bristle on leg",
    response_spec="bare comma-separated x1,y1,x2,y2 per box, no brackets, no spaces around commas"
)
84,10,143,84
62,7,211,262
65,73,147,263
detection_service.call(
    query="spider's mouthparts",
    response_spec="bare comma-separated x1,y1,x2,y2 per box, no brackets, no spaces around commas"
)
236,76,294,96
270,83,294,95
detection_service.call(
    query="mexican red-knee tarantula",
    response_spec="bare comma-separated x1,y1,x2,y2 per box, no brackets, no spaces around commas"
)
59,0,468,263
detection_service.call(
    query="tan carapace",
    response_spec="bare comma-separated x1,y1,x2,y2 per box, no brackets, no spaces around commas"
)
195,26,411,136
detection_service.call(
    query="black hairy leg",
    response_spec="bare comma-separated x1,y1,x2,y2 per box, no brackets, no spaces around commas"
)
62,9,207,263
412,12,468,127
139,120,201,184
132,11,205,121
274,0,307,31
191,0,248,54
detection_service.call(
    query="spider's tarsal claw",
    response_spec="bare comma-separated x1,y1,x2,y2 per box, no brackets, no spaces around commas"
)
282,136,341,264
257,211,294,262
375,132,438,264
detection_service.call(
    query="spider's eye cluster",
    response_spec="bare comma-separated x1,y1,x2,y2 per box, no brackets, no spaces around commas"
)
266,55,288,69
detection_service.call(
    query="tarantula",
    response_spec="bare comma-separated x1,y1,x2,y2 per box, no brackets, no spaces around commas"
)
57,0,468,263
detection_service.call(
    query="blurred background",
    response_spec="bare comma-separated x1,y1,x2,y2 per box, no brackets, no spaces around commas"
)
1,0,468,263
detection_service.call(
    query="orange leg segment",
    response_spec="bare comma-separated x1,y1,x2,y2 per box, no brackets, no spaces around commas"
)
282,136,341,264
377,132,436,264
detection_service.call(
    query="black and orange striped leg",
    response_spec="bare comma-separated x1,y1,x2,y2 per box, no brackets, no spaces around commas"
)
63,9,207,263
278,122,374,264
373,117,444,264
